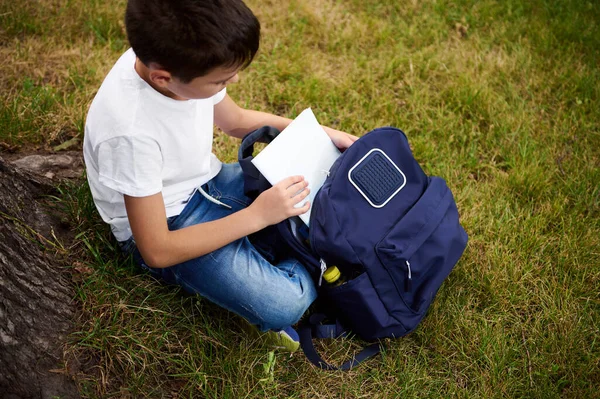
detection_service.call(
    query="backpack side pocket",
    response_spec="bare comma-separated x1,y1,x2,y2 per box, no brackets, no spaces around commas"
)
375,177,467,326
325,272,406,340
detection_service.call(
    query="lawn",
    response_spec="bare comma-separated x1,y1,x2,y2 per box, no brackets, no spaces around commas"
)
1,0,599,397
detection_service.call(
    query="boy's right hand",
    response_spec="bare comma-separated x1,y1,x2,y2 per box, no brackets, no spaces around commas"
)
249,175,310,227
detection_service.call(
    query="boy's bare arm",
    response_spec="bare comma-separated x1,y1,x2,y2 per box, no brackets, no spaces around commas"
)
214,94,358,150
214,94,292,136
124,175,310,268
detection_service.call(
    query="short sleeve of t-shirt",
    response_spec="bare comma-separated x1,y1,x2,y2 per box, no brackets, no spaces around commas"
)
213,88,227,104
97,135,163,197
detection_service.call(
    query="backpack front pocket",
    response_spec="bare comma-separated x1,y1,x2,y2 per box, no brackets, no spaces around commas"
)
375,177,465,318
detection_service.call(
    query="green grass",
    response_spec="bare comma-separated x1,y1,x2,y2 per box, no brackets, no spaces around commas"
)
2,0,599,397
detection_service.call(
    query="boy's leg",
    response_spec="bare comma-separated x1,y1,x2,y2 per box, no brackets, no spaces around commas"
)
133,163,317,332
162,236,316,331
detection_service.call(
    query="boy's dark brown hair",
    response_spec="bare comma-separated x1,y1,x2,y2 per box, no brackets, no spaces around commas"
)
125,0,260,83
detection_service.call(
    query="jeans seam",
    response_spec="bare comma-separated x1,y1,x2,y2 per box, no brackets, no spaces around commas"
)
220,195,251,208
210,184,222,199
288,260,298,274
210,183,251,208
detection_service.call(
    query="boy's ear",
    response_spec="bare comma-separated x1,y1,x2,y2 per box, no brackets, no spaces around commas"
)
148,64,172,88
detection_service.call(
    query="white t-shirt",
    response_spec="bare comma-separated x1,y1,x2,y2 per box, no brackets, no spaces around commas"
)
83,49,225,241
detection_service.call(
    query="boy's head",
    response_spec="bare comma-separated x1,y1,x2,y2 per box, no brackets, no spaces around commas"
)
125,0,260,85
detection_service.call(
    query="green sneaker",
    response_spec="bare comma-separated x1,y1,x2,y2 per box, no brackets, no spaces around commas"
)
263,326,300,352
242,320,301,353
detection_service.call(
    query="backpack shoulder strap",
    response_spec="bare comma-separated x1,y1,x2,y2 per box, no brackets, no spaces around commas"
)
298,313,382,370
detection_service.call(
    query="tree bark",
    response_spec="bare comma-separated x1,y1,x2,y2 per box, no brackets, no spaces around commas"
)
0,157,79,399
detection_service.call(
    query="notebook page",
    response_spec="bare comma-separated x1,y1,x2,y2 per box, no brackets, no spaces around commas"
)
251,108,341,226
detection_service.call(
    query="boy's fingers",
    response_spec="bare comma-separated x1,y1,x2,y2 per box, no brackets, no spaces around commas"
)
280,175,304,188
301,201,311,212
279,176,307,194
290,186,310,199
292,200,311,215
299,187,310,199
287,179,308,194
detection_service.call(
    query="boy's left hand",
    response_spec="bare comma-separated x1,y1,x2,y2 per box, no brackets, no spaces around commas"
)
323,127,358,151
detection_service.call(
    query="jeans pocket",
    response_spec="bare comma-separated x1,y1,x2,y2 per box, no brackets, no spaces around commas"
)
168,188,204,230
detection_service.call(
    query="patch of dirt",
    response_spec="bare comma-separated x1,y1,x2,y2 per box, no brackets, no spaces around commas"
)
2,150,85,180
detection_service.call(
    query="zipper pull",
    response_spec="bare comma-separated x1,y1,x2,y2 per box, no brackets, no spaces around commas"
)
318,259,327,287
405,260,412,292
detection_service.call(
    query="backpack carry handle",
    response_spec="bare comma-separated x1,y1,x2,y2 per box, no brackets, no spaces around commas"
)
238,126,280,199
299,313,382,370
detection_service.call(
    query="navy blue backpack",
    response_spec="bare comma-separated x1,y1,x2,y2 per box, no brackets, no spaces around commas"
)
239,126,468,369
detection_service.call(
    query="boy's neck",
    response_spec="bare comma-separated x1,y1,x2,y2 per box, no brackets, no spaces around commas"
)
134,58,186,101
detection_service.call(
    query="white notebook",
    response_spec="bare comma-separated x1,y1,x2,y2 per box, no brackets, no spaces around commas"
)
251,108,341,226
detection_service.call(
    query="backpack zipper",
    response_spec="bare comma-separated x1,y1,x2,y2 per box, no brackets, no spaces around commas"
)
318,259,327,287
308,187,327,287
405,260,413,291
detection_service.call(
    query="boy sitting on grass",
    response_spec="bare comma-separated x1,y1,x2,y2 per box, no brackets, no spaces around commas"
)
83,0,356,352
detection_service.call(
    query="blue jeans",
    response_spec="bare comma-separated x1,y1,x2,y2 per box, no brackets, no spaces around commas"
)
120,163,317,331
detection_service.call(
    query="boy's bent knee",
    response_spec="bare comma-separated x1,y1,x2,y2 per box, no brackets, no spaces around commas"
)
261,282,316,330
